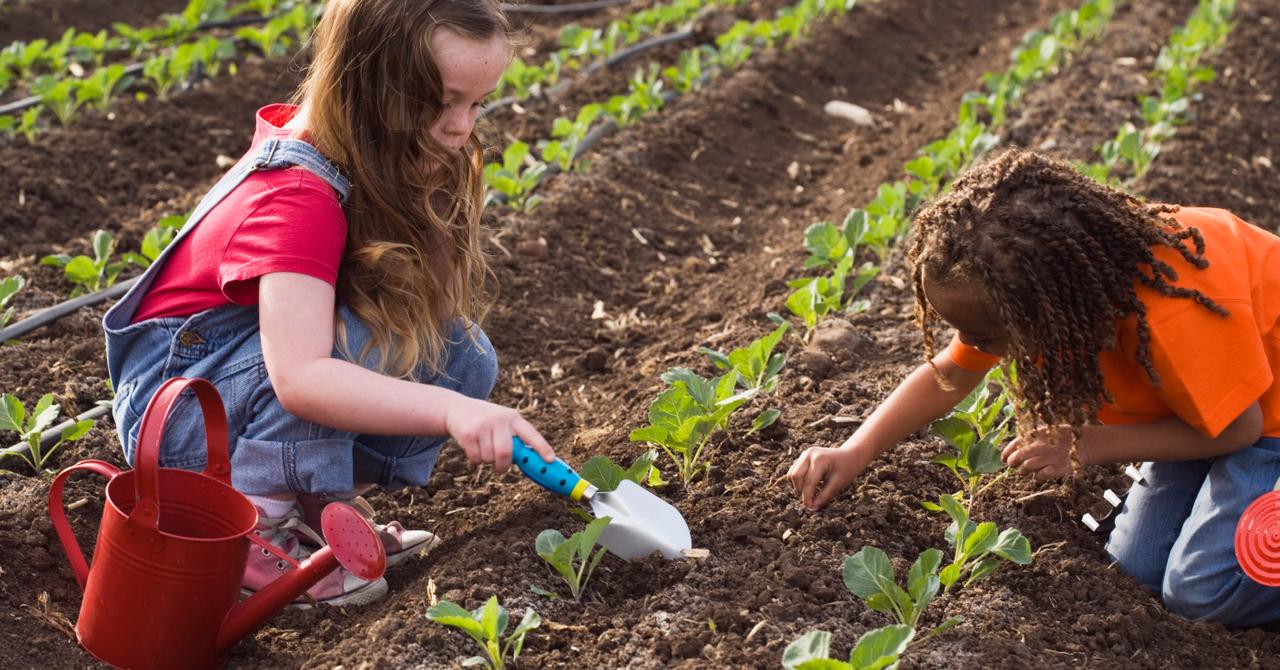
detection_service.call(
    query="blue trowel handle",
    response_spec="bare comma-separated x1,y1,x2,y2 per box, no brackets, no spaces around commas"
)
512,436,592,500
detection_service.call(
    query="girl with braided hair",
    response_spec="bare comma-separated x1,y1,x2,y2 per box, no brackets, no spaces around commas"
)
787,148,1280,627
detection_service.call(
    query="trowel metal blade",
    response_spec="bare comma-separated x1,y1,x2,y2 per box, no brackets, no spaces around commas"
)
590,479,692,560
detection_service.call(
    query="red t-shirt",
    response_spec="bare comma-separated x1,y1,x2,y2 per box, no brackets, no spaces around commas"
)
132,104,347,322
947,207,1280,439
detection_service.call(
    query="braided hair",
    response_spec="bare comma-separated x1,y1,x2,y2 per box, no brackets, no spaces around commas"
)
908,149,1227,459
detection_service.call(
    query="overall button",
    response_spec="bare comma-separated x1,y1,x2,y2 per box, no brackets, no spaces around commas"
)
178,330,205,347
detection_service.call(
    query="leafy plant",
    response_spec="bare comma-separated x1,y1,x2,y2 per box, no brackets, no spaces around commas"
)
535,516,611,601
537,103,602,173
662,45,715,93
933,493,1032,591
123,214,186,268
783,625,916,670
1097,122,1158,179
236,11,296,56
842,546,958,631
41,230,129,296
924,366,1014,512
581,450,659,491
426,596,540,670
603,64,666,128
0,275,25,329
76,64,132,112
630,368,750,483
786,256,878,334
0,393,95,473
484,141,546,211
700,322,789,394
31,76,83,127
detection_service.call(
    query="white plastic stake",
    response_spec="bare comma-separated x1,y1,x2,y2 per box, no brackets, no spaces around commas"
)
1103,489,1122,507
1082,513,1100,532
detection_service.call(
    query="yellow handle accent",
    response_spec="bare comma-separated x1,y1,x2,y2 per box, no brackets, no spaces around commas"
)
570,479,591,501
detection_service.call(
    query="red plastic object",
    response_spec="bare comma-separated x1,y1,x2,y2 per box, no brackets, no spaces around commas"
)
1235,490,1280,587
48,377,386,670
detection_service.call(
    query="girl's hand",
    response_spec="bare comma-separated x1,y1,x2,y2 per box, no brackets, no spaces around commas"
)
444,397,555,474
1002,426,1074,481
787,446,868,511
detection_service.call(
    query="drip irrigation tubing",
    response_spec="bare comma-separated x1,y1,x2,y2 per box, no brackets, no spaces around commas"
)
1,402,112,462
502,0,633,13
0,0,635,115
0,277,136,342
481,28,695,116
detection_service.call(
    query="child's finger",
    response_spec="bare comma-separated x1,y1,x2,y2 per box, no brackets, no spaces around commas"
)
492,427,513,474
787,457,809,498
1001,440,1020,463
812,471,847,509
801,459,829,510
513,417,555,462
478,432,495,469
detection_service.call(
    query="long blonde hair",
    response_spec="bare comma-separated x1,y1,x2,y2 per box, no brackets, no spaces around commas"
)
293,0,510,378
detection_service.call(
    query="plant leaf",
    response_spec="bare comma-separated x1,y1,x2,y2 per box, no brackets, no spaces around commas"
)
848,624,915,670
60,419,94,441
581,456,626,491
992,528,1033,565
782,630,831,670
843,546,896,600
747,408,781,435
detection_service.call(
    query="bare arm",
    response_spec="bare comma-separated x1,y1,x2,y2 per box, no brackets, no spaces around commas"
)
1004,402,1264,479
788,349,990,510
258,272,554,472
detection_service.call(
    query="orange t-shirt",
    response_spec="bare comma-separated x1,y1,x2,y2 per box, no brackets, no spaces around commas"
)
947,206,1280,439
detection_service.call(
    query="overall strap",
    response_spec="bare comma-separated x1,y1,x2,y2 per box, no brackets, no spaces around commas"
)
103,137,350,329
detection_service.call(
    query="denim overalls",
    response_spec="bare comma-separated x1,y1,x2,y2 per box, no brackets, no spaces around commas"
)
103,138,498,495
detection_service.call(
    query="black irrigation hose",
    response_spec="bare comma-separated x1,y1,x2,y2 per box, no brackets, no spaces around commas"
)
0,32,697,336
0,276,136,342
502,0,632,13
0,402,112,462
481,28,695,117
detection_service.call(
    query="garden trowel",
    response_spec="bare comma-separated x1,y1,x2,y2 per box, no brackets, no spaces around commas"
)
512,437,692,560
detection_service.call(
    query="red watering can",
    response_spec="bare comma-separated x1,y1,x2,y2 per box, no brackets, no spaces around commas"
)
48,377,386,670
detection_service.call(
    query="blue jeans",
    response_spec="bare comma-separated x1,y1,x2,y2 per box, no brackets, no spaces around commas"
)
1106,437,1280,627
103,137,498,495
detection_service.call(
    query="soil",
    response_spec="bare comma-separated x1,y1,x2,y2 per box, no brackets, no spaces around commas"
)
2,0,1280,669
0,0,186,46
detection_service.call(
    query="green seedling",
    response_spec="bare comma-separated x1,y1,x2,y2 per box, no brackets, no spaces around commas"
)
0,275,25,329
535,516,611,602
925,366,1014,513
71,29,111,67
934,492,1032,591
5,39,50,80
662,45,715,93
581,450,660,491
123,214,185,268
236,11,297,56
31,76,83,127
786,256,878,334
603,64,666,129
0,393,95,474
630,368,750,483
537,103,602,173
700,322,789,394
113,22,163,56
76,64,132,112
1097,122,1159,179
842,546,960,632
426,596,541,670
1,107,42,143
783,625,916,670
483,141,546,211
41,230,129,296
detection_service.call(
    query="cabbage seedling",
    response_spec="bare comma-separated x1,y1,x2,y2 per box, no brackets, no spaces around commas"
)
925,366,1013,513
0,393,95,474
934,492,1032,591
0,275,25,329
76,64,132,113
783,625,916,670
41,230,129,296
484,141,546,211
31,76,83,127
426,596,541,670
537,103,602,172
123,214,185,268
630,368,750,482
700,322,789,394
535,516,611,602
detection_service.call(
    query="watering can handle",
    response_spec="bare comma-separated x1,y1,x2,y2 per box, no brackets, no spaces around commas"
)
48,459,122,589
132,377,232,531
511,437,592,501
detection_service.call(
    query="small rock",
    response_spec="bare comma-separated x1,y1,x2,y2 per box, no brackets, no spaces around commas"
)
516,236,548,259
809,319,864,357
791,350,834,380
823,100,874,127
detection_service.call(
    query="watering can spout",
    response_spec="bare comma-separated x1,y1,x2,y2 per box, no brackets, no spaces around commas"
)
218,503,387,653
